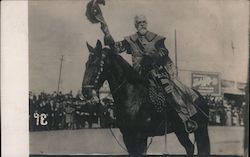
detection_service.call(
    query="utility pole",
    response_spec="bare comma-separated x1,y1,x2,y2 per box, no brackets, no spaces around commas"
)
57,55,64,92
174,29,178,77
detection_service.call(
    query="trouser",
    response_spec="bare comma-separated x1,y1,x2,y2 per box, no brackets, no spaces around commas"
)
148,68,198,122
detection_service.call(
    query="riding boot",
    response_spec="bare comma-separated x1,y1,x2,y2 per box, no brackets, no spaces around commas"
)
175,107,198,133
163,92,198,133
183,119,198,133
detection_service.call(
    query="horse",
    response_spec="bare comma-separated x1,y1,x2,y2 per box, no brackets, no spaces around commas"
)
82,40,210,157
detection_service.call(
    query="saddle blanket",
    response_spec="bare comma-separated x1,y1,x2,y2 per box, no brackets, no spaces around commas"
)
148,86,167,113
147,81,198,117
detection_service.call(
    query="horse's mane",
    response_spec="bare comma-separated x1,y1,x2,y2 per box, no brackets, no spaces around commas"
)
104,48,147,85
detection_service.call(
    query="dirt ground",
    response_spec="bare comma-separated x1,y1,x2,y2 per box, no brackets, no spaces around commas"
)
30,126,245,156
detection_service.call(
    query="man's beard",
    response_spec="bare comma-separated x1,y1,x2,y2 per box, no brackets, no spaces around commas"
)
138,27,147,35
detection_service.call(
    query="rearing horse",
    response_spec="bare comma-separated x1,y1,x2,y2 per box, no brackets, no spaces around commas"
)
82,40,210,157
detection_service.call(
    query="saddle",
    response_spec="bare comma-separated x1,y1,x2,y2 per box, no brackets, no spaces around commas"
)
145,65,172,113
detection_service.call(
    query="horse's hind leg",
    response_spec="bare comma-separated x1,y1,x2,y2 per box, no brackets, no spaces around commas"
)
175,132,194,157
194,124,210,157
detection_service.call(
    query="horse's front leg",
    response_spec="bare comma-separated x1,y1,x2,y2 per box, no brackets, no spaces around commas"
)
122,131,147,157
122,131,139,157
135,133,148,155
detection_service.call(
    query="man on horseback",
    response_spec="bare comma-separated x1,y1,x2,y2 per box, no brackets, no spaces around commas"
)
85,0,198,133
101,15,198,133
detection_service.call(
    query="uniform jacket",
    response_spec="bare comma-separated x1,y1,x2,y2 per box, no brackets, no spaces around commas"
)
108,31,175,75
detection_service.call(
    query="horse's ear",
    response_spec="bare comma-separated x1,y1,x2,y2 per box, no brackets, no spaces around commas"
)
96,39,102,51
86,42,94,53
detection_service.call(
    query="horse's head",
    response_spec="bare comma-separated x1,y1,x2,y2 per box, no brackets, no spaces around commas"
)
82,40,109,99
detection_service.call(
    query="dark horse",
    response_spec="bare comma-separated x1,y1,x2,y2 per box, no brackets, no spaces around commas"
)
82,40,210,157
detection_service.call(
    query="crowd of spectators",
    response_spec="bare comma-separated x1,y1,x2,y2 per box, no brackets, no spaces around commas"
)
205,95,246,126
29,91,247,131
29,91,116,131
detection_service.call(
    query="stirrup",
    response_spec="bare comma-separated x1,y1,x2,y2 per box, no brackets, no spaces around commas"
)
184,119,198,133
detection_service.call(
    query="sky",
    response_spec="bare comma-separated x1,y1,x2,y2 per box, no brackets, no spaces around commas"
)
29,0,249,93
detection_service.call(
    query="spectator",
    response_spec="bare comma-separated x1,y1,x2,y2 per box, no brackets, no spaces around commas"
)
74,101,88,129
49,100,56,130
29,91,246,131
232,107,240,126
65,103,75,129
53,102,62,130
225,107,232,126
239,102,246,126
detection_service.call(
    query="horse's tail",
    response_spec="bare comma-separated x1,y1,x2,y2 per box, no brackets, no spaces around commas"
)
192,89,209,120
192,89,211,156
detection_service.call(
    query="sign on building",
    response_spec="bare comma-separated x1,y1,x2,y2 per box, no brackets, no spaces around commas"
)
221,79,235,89
221,79,246,95
191,71,221,96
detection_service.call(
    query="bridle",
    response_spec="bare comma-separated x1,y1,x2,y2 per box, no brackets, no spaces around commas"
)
82,52,107,93
82,50,127,101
